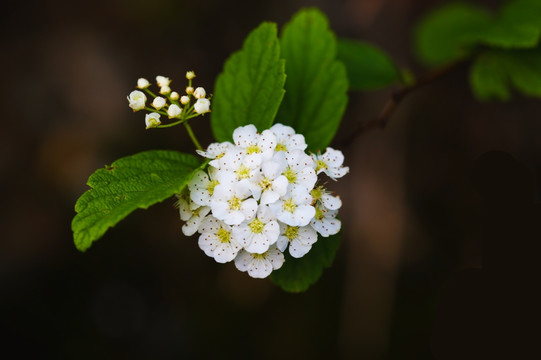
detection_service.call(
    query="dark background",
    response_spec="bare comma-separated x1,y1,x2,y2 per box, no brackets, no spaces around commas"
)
1,0,538,359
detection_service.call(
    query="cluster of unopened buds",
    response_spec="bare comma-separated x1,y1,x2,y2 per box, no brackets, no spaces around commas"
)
127,71,211,129
177,123,348,278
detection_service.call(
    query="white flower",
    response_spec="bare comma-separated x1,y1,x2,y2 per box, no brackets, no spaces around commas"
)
180,95,190,105
310,203,341,237
170,91,180,100
311,186,342,210
276,224,318,258
270,187,315,227
311,147,349,180
233,125,277,163
195,142,234,168
145,113,161,129
136,78,150,89
210,181,258,225
234,245,284,278
232,206,280,254
186,71,196,80
159,85,171,95
216,147,261,184
282,149,317,191
186,86,194,94
127,90,147,111
156,75,171,87
198,215,242,263
167,104,182,118
175,192,199,221
270,123,307,152
152,96,166,110
194,98,210,114
188,168,234,207
193,87,206,99
182,206,210,236
251,155,289,205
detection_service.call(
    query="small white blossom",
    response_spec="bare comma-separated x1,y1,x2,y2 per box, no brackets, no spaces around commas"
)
198,215,242,263
193,87,206,99
195,142,234,168
194,98,211,114
188,168,234,207
276,224,318,258
210,181,258,225
182,206,210,236
180,95,190,105
186,86,194,95
159,85,171,95
311,147,349,180
232,206,280,254
145,113,161,129
311,186,342,210
156,75,171,87
127,90,147,111
170,91,180,100
310,203,341,237
137,78,150,89
270,123,307,152
251,155,288,205
167,104,182,118
234,245,284,278
270,187,315,227
152,96,166,110
176,192,200,221
186,71,196,80
233,125,277,163
282,149,317,192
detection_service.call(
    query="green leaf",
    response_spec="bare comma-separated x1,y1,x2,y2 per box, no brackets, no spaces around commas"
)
211,22,286,142
470,48,541,101
337,38,400,91
414,3,493,66
271,232,341,292
479,0,541,49
276,8,348,152
72,150,204,252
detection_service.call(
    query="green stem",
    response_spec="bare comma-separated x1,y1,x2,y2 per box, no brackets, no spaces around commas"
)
183,122,203,151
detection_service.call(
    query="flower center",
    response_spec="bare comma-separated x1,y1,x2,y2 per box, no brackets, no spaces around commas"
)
311,186,323,201
228,196,242,210
284,226,299,240
275,143,287,152
246,145,261,154
283,167,297,183
315,160,328,173
252,253,266,260
207,179,219,196
259,176,273,190
216,228,231,243
249,218,265,234
283,198,297,213
236,164,251,179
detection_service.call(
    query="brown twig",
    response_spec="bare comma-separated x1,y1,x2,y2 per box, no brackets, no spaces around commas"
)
339,58,468,147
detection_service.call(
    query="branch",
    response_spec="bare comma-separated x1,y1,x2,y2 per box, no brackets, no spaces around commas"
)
339,59,467,146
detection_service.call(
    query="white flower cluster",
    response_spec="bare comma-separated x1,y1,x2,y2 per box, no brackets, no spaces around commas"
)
127,72,211,129
176,123,348,279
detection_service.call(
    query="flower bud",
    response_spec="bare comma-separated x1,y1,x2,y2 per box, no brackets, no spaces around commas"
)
159,85,171,95
170,91,180,100
194,87,206,99
156,76,171,87
194,98,211,114
145,113,161,129
152,96,166,110
167,104,182,118
127,90,147,111
180,96,190,105
137,78,150,89
186,71,196,80
185,86,194,95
